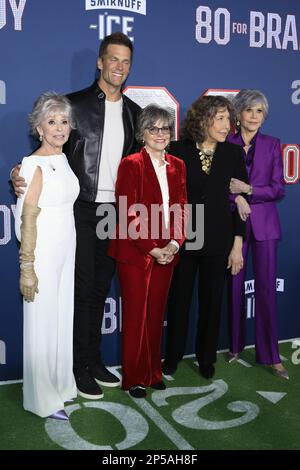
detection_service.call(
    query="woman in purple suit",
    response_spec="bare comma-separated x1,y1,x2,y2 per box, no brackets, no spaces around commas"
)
227,89,288,379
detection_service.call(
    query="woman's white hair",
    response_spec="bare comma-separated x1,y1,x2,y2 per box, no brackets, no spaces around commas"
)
28,91,76,138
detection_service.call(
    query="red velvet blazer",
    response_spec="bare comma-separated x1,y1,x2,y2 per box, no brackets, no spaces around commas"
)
108,147,188,270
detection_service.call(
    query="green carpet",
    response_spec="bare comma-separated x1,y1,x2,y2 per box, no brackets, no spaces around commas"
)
0,340,299,450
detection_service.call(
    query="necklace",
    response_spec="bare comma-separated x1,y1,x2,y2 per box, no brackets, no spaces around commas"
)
196,144,215,175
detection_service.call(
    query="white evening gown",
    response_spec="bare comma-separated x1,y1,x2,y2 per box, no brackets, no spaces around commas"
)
15,153,79,417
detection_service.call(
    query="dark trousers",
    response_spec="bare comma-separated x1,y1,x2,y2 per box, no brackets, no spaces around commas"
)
73,200,116,375
228,221,280,364
164,252,228,366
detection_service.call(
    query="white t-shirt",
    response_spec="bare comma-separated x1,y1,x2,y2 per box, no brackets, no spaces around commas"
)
96,98,124,203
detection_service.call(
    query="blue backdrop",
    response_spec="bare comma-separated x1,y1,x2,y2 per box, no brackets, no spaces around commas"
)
1,0,300,380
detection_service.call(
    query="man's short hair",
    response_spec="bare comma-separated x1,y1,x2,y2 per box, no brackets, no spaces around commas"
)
98,32,133,58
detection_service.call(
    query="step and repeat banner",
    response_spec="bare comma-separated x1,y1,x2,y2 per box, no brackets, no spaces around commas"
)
1,0,300,380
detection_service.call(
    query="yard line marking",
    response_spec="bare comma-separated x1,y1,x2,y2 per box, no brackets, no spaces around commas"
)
279,355,288,362
129,397,194,450
256,391,287,404
237,359,252,368
162,374,175,382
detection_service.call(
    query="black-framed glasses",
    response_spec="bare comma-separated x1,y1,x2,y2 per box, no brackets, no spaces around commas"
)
147,126,171,135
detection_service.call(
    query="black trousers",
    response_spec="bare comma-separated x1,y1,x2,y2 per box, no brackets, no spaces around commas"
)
164,252,228,366
73,200,116,375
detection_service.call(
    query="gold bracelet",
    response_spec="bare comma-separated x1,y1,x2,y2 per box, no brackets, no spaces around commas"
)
247,185,253,196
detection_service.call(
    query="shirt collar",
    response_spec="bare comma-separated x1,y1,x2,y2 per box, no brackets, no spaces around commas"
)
143,147,169,167
150,156,169,167
237,131,258,147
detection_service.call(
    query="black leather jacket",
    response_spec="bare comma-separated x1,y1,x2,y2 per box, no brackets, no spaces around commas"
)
64,81,141,202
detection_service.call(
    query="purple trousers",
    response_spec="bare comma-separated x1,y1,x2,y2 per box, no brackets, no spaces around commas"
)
229,221,281,364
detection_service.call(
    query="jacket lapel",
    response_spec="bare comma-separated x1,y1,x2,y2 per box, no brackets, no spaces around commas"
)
249,131,263,181
165,153,176,205
205,142,224,186
142,147,163,204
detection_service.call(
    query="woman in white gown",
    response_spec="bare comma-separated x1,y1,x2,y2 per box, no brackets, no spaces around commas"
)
15,92,79,420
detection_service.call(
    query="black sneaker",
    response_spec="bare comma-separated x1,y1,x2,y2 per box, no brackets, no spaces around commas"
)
150,381,166,390
127,385,146,398
89,363,121,387
76,371,104,399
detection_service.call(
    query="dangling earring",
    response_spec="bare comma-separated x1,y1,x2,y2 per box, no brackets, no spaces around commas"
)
39,135,43,142
236,120,240,127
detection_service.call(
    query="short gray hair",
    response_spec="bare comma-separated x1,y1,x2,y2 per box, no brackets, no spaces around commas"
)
28,91,76,139
232,89,269,119
136,104,174,144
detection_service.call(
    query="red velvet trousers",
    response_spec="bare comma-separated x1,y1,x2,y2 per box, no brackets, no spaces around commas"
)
118,260,174,390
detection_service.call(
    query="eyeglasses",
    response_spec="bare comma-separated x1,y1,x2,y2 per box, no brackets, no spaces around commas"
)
147,126,171,135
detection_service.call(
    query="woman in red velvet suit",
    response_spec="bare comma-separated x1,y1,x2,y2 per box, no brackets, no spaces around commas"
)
108,105,187,398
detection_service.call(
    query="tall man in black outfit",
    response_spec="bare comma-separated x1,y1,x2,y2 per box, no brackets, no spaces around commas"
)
64,33,141,399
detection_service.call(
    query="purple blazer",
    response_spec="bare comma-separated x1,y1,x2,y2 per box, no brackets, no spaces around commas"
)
227,131,285,241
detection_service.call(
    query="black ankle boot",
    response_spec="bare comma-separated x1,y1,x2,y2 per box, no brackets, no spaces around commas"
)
162,361,178,375
150,381,166,390
199,363,215,379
